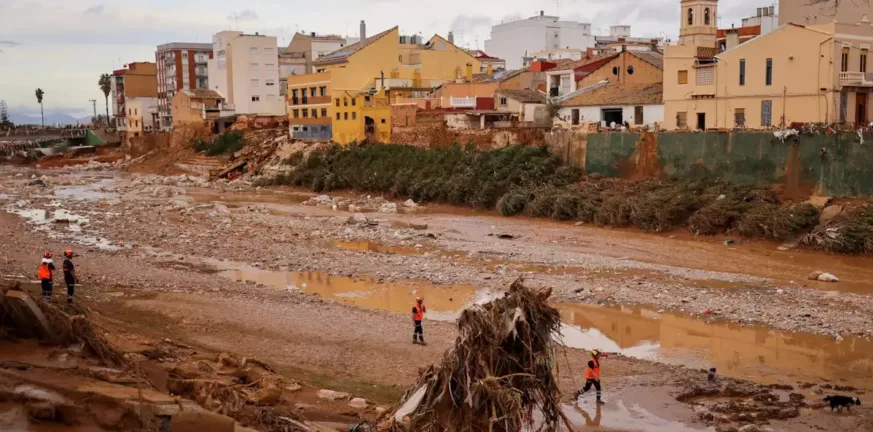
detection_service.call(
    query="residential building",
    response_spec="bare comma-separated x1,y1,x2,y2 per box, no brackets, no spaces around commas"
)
543,53,628,98
741,6,778,34
494,89,547,123
664,0,873,130
717,6,778,51
279,32,359,95
556,83,664,127
331,88,392,143
207,31,285,116
525,48,584,67
593,26,664,53
171,89,233,127
155,43,213,131
428,73,501,109
467,50,506,73
484,11,595,69
110,62,158,139
778,0,867,27
287,23,481,143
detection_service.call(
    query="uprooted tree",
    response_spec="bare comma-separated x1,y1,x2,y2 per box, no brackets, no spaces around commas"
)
383,279,574,432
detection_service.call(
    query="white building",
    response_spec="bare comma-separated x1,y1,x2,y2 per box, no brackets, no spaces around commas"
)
741,5,778,36
556,83,664,128
484,11,595,70
529,48,584,63
207,31,285,116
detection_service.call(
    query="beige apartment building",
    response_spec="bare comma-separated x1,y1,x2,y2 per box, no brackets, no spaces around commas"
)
207,31,285,116
664,0,873,130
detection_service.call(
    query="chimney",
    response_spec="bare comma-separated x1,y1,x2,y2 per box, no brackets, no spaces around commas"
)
466,62,473,82
726,29,740,50
448,31,454,44
360,20,367,45
311,32,316,37
540,10,544,17
486,63,493,76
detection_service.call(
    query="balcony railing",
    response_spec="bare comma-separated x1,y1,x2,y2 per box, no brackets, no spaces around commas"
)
450,97,476,108
840,71,873,86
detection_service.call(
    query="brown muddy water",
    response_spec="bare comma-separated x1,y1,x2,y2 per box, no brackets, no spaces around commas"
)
217,265,873,392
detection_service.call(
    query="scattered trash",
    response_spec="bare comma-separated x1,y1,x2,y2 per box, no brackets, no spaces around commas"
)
403,199,418,208
807,271,839,282
317,389,351,401
348,397,368,409
723,239,739,246
773,129,799,142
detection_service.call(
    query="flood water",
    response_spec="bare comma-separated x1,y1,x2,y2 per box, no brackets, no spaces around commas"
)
218,265,873,391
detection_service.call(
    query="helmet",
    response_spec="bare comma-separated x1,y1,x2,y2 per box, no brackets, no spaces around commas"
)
43,251,52,259
591,349,600,357
415,296,423,303
64,249,73,258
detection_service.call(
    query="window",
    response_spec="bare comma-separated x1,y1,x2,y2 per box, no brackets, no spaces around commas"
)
321,108,327,117
293,89,299,98
344,112,348,120
319,86,327,96
312,109,317,118
302,109,309,118
264,48,275,55
250,63,258,71
704,8,711,25
765,58,773,86
381,119,386,124
499,97,508,107
687,8,693,25
251,96,260,102
842,47,850,72
343,98,348,106
634,106,643,125
734,108,746,127
761,100,772,127
351,98,356,106
292,109,299,118
266,80,275,87
352,112,357,120
739,59,746,85
249,47,258,55
627,65,634,75
677,111,687,128
336,112,340,120
862,50,868,73
336,99,340,107
251,79,260,87
840,91,848,122
265,63,275,70
678,70,688,84
612,66,619,76
571,109,580,125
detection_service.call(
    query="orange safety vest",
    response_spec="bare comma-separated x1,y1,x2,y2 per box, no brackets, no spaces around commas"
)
413,304,425,321
37,262,52,280
584,357,600,380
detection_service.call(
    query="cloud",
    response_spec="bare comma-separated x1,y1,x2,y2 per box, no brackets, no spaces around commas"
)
82,4,105,15
229,9,258,22
0,40,21,47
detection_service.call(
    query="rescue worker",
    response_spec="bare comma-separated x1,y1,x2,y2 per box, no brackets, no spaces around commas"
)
38,251,56,302
574,349,606,404
62,249,78,304
412,296,426,345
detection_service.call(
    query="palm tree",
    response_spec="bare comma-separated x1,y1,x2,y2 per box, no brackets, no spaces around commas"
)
34,88,44,127
99,74,112,127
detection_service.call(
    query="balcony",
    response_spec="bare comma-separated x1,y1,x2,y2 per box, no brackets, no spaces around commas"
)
840,72,873,87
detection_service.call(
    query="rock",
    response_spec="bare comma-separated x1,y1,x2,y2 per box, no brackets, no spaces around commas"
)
717,194,726,200
403,199,418,208
817,272,839,283
348,397,368,409
805,196,832,209
351,213,369,224
378,203,398,213
737,425,761,432
496,233,516,239
375,406,388,415
27,179,47,187
776,289,784,294
213,203,231,215
285,383,302,392
807,271,824,281
250,386,282,406
317,389,350,401
26,401,56,421
723,239,739,245
819,205,843,225
408,219,428,230
574,222,584,226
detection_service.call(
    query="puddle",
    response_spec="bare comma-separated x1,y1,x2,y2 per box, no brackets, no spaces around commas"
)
561,400,712,432
557,302,873,390
334,240,425,256
54,179,118,201
217,266,488,321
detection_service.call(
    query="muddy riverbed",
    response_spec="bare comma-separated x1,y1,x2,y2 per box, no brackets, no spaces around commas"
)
1,167,872,431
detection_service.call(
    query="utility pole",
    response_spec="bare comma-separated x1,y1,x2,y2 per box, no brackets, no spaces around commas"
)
89,99,97,124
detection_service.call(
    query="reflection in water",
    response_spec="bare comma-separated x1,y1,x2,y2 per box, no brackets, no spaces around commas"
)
563,400,712,432
218,267,488,321
333,240,424,256
558,302,873,390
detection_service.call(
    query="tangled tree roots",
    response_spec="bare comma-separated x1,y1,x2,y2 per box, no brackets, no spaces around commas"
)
384,280,570,432
803,204,873,254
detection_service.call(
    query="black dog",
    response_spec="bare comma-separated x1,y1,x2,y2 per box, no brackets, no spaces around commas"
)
824,395,861,412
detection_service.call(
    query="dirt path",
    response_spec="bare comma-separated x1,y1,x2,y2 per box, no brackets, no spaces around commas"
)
1,167,872,431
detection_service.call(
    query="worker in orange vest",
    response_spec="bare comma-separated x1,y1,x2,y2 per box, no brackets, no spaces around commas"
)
412,296,426,345
37,251,56,302
574,349,606,404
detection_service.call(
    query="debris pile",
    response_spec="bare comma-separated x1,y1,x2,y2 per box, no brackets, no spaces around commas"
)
802,203,873,254
383,279,569,432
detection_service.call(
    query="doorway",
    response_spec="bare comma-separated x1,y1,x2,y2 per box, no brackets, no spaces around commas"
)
571,109,580,125
601,108,623,126
857,93,868,125
697,113,706,131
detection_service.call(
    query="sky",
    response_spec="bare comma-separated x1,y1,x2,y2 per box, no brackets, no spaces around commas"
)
0,0,772,118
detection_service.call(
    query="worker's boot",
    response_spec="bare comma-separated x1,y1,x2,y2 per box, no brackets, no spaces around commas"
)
573,389,583,400
419,338,427,346
596,397,605,405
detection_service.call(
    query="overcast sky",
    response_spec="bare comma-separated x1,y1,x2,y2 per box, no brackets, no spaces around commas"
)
0,0,770,117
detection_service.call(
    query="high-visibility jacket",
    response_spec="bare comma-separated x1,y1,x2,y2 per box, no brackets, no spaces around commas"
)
38,262,53,280
413,304,425,321
584,357,600,380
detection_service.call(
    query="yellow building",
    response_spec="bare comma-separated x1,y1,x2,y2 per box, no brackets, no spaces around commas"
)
663,0,873,130
287,26,481,143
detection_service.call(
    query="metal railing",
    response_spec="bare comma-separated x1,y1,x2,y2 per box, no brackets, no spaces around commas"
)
450,96,476,108
839,71,873,86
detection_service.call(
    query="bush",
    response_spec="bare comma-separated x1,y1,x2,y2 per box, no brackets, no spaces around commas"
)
805,205,873,254
195,131,245,156
497,189,531,216
737,203,820,240
687,198,745,235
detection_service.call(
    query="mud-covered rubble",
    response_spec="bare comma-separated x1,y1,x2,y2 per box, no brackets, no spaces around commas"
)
303,194,422,214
